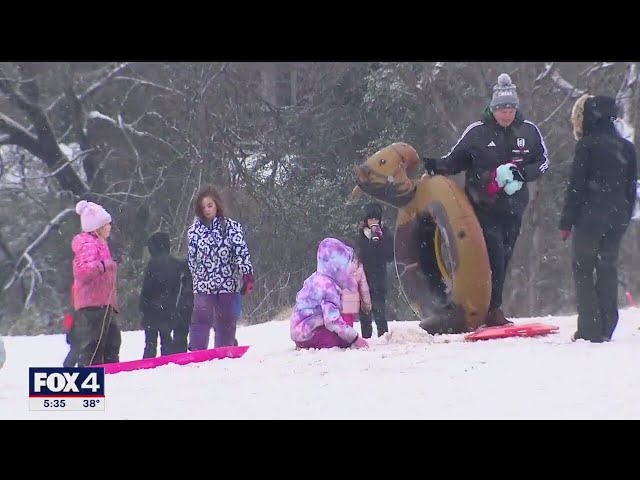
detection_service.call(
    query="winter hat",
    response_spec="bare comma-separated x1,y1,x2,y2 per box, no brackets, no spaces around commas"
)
584,95,618,126
363,202,383,223
490,73,519,111
75,200,112,233
147,231,170,257
572,94,619,140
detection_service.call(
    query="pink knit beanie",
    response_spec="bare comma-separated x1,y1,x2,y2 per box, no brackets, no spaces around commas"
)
75,200,112,233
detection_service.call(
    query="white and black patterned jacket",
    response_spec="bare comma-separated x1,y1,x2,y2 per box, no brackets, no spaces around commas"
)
187,217,254,294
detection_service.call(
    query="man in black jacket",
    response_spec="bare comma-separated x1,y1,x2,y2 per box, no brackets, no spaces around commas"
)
560,94,638,342
357,202,395,338
423,73,549,327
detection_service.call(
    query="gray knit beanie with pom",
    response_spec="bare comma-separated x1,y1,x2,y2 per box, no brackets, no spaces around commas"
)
490,73,519,110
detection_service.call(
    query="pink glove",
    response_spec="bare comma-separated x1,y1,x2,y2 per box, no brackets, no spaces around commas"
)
485,169,501,197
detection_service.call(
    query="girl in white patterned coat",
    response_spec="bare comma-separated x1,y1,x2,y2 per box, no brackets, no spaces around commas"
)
187,186,254,349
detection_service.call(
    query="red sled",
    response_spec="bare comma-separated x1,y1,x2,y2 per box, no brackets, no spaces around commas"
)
94,345,250,374
465,323,559,342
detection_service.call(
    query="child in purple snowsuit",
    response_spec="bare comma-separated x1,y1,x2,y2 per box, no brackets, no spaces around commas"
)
290,238,368,350
187,187,254,350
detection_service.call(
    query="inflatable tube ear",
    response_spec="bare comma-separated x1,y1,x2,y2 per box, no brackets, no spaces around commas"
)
395,175,491,334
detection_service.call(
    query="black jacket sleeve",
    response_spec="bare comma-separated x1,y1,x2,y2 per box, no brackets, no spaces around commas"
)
139,264,155,313
381,225,394,262
625,140,638,218
559,141,589,230
520,121,550,182
432,122,480,175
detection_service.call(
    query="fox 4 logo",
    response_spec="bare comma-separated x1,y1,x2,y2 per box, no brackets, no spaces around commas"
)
29,367,105,397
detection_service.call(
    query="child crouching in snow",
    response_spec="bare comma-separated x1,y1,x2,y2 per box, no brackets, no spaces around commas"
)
290,238,369,350
340,244,372,327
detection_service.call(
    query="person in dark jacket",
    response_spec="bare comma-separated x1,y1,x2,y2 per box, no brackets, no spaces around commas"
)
140,232,193,357
423,73,549,327
560,94,638,343
356,202,394,338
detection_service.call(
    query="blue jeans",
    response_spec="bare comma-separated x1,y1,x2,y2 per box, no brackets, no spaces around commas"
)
233,293,242,319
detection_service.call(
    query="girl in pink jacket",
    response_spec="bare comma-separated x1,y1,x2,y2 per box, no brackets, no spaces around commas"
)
71,200,121,366
341,253,372,327
340,238,371,326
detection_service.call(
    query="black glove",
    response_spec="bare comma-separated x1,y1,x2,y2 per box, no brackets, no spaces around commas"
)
509,164,525,182
423,157,438,176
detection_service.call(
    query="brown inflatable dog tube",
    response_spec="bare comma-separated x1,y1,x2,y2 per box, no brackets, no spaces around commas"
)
353,143,491,334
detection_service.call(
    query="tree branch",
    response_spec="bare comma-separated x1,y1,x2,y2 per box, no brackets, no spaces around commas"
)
545,63,587,98
533,62,554,90
15,148,94,181
0,230,16,262
24,62,132,136
616,62,638,143
538,91,573,127
0,68,52,141
113,76,187,96
0,69,88,194
579,62,615,77
2,208,75,294
199,63,229,97
0,112,42,154
88,110,183,156
63,74,89,145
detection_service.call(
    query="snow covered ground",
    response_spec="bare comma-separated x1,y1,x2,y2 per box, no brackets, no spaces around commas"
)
2,309,640,420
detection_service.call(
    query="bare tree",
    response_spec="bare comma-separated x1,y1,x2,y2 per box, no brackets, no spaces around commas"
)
2,61,638,335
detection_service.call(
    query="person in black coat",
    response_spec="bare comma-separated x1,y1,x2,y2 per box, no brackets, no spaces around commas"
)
356,202,394,338
140,232,193,357
560,94,638,343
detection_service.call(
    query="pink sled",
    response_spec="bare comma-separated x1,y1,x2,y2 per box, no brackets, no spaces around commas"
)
93,345,250,374
464,323,559,341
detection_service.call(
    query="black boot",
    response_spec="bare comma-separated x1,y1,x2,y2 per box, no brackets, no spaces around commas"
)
484,308,513,327
360,312,373,339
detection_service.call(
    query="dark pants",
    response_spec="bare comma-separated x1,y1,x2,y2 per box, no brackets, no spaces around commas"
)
143,302,193,357
142,308,174,358
63,327,82,367
143,325,173,358
189,292,239,350
360,293,387,338
172,322,190,353
475,210,522,310
172,301,193,354
572,222,628,342
75,306,121,367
